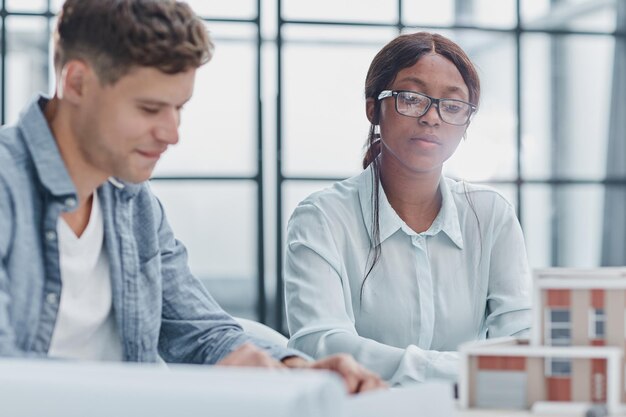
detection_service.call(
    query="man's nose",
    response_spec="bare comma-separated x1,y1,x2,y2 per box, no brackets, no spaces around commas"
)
155,108,180,144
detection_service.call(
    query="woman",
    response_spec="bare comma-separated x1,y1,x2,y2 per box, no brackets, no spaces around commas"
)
284,32,532,386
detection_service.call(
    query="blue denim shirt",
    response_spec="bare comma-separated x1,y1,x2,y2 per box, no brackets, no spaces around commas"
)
0,95,301,363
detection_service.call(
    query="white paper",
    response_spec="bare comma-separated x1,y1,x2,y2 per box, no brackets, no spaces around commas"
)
347,381,456,417
0,359,346,417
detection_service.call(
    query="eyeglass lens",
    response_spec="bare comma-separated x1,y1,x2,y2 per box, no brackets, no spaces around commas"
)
396,91,472,125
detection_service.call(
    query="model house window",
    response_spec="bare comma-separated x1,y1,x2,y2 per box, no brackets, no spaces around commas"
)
546,308,571,346
589,308,606,339
544,309,572,376
546,358,572,377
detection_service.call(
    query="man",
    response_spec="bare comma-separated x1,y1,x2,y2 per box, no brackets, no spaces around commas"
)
0,0,383,393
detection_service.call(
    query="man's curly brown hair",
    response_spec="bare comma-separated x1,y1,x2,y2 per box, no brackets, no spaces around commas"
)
54,0,213,84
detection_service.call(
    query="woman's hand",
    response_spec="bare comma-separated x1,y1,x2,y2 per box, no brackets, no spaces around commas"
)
282,353,388,393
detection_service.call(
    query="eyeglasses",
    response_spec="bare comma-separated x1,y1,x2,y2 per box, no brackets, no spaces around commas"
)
377,90,476,126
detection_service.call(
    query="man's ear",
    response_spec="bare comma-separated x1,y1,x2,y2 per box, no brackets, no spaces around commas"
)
58,60,93,104
366,97,377,124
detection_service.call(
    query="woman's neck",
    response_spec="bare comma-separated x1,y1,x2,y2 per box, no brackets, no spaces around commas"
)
379,156,443,234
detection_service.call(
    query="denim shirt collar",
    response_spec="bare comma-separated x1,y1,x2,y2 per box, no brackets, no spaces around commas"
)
106,176,143,197
19,94,142,201
19,95,76,199
357,163,464,249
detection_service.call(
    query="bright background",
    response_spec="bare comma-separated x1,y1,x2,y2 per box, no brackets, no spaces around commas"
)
3,0,625,332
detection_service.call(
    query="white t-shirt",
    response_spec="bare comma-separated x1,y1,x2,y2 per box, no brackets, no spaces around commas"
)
48,192,124,361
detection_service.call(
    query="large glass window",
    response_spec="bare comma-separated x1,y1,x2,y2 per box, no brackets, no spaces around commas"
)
3,0,625,331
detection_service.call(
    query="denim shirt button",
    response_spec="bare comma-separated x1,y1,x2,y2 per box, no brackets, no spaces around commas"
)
46,292,58,305
45,230,57,241
64,197,77,208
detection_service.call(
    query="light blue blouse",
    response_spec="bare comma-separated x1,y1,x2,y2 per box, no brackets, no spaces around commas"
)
284,165,532,385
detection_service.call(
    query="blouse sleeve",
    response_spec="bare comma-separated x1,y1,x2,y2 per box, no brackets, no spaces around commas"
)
485,198,532,338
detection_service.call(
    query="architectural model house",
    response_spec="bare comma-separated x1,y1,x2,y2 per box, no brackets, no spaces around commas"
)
459,268,626,415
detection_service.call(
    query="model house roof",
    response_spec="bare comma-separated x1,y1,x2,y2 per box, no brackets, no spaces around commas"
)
534,267,626,289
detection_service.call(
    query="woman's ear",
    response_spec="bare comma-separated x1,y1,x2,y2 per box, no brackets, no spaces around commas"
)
366,98,377,124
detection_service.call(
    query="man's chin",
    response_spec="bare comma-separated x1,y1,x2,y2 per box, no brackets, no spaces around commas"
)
114,170,154,184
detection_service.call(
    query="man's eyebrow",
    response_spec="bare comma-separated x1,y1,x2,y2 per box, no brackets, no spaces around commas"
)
135,97,192,107
135,99,168,106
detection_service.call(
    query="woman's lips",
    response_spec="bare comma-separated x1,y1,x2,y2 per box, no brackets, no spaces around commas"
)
411,135,440,145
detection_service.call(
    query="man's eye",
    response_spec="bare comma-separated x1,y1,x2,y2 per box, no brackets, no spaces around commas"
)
141,107,159,114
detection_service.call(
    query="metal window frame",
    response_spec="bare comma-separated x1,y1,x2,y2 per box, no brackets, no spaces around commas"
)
3,0,626,332
0,0,269,323
274,0,626,332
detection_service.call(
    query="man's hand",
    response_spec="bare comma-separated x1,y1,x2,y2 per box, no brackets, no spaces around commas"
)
217,345,386,394
282,354,387,394
216,343,286,369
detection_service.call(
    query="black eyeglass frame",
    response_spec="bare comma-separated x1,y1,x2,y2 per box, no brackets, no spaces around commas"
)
377,89,477,126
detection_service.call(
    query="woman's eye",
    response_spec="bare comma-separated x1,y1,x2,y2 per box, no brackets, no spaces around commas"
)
443,104,461,113
402,95,422,105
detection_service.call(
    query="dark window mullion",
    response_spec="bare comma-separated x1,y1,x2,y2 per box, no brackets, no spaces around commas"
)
275,0,285,332
254,0,266,324
1,1,7,125
515,0,523,223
